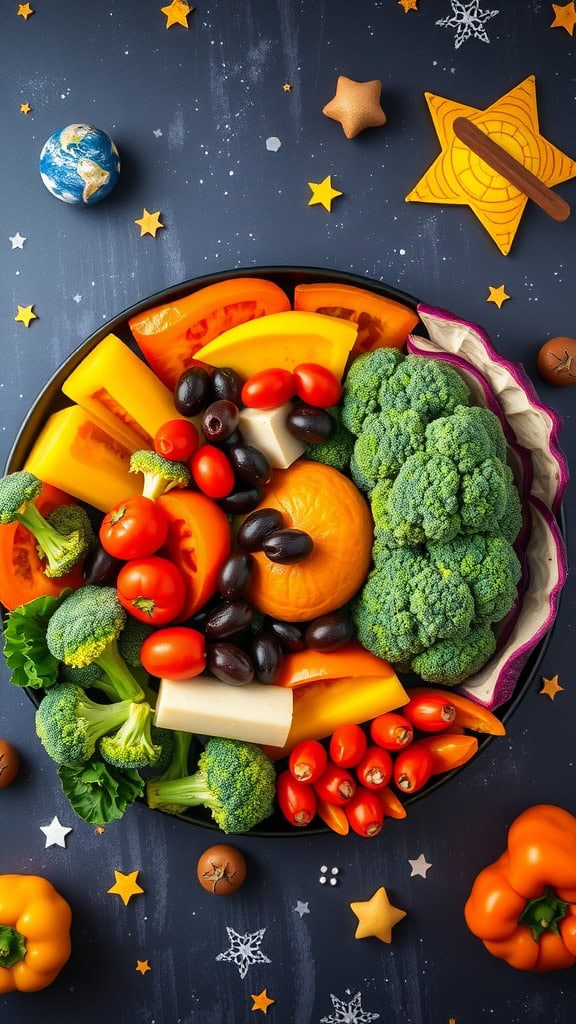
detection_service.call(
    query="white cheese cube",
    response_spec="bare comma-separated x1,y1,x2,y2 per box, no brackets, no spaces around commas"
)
238,402,305,469
155,677,294,748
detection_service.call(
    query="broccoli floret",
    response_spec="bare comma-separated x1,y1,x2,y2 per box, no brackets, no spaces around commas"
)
304,406,355,472
387,451,461,545
341,348,404,435
146,730,194,814
46,585,145,703
411,623,497,686
0,471,90,577
459,457,510,534
379,354,471,422
45,503,95,551
36,683,132,767
425,405,508,472
129,450,190,501
428,533,522,624
351,409,426,492
495,472,524,544
99,701,162,769
146,736,276,834
117,616,155,669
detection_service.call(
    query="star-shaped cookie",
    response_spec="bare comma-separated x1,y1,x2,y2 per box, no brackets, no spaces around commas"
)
350,886,407,943
323,77,387,139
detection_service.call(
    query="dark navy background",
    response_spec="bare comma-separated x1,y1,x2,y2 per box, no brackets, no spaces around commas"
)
0,2,575,1022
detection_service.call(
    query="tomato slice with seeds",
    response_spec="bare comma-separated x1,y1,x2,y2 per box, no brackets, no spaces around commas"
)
157,489,231,619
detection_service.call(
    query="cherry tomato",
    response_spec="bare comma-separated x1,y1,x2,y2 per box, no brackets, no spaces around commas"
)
140,626,206,680
313,764,356,806
345,787,385,838
356,746,393,790
190,445,235,498
154,419,200,461
329,723,368,768
196,844,247,895
288,740,328,784
116,555,187,625
99,496,169,560
403,693,457,733
369,712,414,751
276,769,317,827
0,738,20,789
241,368,295,409
293,363,342,408
393,744,434,794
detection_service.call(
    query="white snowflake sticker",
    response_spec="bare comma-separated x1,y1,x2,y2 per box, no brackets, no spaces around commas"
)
436,0,499,49
215,926,271,980
320,991,380,1024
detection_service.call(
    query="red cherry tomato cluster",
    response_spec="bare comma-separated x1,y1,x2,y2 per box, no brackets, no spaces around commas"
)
241,363,342,410
276,693,470,837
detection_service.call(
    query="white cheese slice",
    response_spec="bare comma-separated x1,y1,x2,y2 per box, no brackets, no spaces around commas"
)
238,402,305,469
154,676,294,748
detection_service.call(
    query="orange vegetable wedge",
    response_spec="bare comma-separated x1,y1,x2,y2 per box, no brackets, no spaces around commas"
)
408,687,506,735
316,798,350,835
413,733,479,774
377,785,407,820
129,277,291,389
293,282,419,357
273,643,394,689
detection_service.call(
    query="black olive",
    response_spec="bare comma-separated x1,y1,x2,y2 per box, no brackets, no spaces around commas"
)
227,443,272,486
267,619,307,652
237,508,284,552
218,487,264,514
174,367,212,416
202,400,240,442
208,643,254,685
251,633,284,684
286,405,336,443
305,614,354,651
205,600,253,640
262,528,313,564
217,552,254,600
83,544,122,586
211,367,245,405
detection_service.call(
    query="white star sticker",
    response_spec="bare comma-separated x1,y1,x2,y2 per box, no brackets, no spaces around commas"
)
40,816,72,849
436,0,499,49
72,294,82,303
408,853,432,878
153,128,163,138
294,900,310,917
9,232,26,250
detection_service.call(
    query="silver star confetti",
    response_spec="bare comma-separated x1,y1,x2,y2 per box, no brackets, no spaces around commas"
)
436,0,499,48
215,926,271,979
408,853,433,878
9,232,26,249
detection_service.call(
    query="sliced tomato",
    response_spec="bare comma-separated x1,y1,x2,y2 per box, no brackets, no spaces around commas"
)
293,282,419,357
129,278,291,390
157,489,231,619
0,482,85,611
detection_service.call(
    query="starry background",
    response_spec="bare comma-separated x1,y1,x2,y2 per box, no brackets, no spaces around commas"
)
1,2,576,1023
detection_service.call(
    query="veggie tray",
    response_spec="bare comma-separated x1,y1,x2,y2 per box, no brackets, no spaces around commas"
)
1,268,568,838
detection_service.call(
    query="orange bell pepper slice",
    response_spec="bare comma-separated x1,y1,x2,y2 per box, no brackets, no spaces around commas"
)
411,733,478,774
377,785,407,820
316,797,350,836
273,643,394,689
407,687,505,736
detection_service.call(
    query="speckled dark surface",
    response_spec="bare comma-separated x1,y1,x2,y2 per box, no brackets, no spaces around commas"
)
1,3,575,1022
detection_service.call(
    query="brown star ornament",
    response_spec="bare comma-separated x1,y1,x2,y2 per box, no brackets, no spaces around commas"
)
323,76,387,139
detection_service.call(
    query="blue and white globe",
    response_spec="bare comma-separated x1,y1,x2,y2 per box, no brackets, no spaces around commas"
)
39,124,120,205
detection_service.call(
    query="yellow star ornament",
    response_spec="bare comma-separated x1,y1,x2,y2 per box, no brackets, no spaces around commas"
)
399,0,419,10
135,209,165,237
551,2,576,34
161,0,193,28
350,886,407,944
15,304,37,327
136,959,152,975
540,674,564,700
20,102,31,114
17,3,34,18
308,175,343,212
487,285,510,308
107,870,144,906
251,989,275,1014
406,76,576,255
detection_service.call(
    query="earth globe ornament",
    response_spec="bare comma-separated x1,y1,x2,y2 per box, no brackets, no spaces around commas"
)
39,124,120,205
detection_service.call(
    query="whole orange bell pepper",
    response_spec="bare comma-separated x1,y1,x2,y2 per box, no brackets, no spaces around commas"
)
0,875,72,993
465,805,576,972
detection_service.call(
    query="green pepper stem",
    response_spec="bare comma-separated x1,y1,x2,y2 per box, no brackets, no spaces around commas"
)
518,886,570,942
0,924,27,968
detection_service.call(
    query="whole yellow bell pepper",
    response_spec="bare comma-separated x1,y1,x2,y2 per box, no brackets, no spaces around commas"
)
0,874,72,992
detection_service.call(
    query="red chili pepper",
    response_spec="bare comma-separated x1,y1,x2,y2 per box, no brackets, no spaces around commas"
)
288,740,328,784
369,712,414,751
393,744,434,794
314,764,357,806
329,723,368,768
355,746,393,790
345,787,385,838
403,693,457,733
276,770,317,827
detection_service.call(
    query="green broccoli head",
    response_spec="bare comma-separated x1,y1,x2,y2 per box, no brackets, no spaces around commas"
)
341,348,404,435
146,736,276,833
459,457,511,534
117,616,155,669
99,701,161,770
351,408,426,492
495,472,524,544
387,451,461,545
129,450,191,501
352,549,428,664
0,471,90,577
379,354,471,422
428,533,522,624
409,563,475,647
46,586,145,703
304,406,355,472
410,623,497,686
35,683,132,767
425,405,508,472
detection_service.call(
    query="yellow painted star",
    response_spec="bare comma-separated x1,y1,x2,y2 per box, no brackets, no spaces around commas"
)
282,82,292,92
539,674,564,700
107,870,144,906
399,0,419,11
251,989,275,1014
350,886,407,944
551,1,576,34
15,304,37,327
17,3,34,18
406,76,576,255
134,209,165,237
308,175,343,212
136,959,152,975
20,102,31,115
487,284,510,308
161,0,193,28
323,77,387,139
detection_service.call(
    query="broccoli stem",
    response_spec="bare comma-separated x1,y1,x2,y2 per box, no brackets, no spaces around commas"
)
80,696,133,748
16,501,81,577
147,766,219,812
94,639,145,703
140,473,170,502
